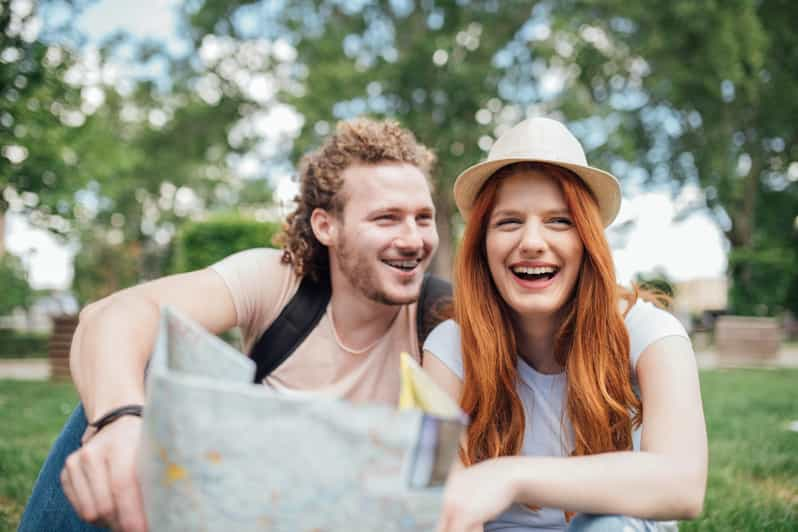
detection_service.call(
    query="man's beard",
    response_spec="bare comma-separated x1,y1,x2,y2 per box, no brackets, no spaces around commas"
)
334,234,421,306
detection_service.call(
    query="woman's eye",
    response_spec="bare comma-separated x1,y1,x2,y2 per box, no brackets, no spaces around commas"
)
496,218,521,227
549,217,573,226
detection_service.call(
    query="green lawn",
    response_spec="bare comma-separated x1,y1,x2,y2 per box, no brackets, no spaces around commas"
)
1,370,796,531
0,379,78,530
683,369,798,531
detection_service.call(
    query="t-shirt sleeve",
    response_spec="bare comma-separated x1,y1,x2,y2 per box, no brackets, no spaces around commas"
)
422,319,465,380
625,299,691,370
209,248,297,343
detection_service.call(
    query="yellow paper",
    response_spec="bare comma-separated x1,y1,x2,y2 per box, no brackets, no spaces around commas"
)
398,352,461,418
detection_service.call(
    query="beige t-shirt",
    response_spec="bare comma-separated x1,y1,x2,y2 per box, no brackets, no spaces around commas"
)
210,248,420,405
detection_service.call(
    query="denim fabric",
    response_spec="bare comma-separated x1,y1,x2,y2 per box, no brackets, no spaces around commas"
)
568,513,670,532
18,403,108,532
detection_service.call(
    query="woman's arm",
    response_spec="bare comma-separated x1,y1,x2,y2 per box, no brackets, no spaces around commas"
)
422,350,463,403
436,335,708,531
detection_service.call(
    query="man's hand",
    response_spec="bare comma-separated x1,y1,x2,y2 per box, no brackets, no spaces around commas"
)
436,458,519,532
61,416,148,532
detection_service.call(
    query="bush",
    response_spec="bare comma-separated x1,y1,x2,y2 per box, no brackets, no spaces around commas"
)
170,214,282,273
0,329,49,358
728,246,797,317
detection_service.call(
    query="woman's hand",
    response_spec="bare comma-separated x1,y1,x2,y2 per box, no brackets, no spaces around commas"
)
436,457,519,532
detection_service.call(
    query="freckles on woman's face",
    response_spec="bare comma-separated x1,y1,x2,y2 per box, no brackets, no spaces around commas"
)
483,169,584,321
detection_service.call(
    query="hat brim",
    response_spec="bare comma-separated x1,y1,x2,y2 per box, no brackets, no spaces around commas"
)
453,157,621,227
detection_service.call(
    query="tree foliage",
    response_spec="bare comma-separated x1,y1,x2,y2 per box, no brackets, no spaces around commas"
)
546,0,798,315
184,0,547,276
3,0,278,300
6,0,798,315
169,214,281,274
0,253,34,315
181,1,798,292
1,0,94,233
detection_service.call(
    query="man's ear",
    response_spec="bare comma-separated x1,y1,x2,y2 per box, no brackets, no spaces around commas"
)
310,208,338,246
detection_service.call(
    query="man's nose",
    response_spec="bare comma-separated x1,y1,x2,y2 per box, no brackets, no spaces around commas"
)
394,220,424,250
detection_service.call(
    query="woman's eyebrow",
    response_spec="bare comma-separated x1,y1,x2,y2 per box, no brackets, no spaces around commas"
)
544,208,572,216
490,208,522,219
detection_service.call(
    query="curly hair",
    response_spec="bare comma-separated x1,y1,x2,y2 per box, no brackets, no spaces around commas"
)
275,117,436,280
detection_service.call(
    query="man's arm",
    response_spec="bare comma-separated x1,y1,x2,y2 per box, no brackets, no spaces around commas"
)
62,267,238,532
71,268,238,421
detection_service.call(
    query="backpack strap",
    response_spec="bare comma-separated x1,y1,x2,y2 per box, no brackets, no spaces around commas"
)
416,274,453,354
249,272,451,384
249,273,331,384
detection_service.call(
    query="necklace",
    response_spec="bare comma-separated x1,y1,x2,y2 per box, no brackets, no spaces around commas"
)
328,306,396,355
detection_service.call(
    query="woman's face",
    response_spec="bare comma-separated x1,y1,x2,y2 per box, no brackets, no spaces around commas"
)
485,168,584,322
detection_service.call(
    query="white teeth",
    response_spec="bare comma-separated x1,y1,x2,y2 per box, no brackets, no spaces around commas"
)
512,266,557,275
386,260,418,269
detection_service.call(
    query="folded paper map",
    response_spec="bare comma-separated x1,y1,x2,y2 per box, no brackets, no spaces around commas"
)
138,306,466,531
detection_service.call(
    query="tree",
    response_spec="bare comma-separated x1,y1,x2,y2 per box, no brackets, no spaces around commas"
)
545,0,798,315
0,252,34,315
182,0,546,277
3,0,279,299
1,0,94,241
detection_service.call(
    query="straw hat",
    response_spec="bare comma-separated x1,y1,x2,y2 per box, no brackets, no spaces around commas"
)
453,117,621,227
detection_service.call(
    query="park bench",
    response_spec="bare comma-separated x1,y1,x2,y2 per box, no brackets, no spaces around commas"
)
714,315,782,362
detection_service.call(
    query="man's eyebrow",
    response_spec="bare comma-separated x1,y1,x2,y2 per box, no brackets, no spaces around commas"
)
368,206,435,216
368,207,399,215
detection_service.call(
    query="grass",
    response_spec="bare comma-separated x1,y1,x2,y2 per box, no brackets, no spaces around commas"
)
0,380,78,530
1,370,796,531
682,369,798,531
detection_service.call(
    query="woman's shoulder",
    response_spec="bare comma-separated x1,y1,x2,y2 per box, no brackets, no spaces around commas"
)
624,298,690,368
625,298,685,329
423,319,465,380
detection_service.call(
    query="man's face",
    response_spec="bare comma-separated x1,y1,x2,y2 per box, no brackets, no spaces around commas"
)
331,162,438,305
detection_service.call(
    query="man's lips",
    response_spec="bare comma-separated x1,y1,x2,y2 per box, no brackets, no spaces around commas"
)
382,258,423,273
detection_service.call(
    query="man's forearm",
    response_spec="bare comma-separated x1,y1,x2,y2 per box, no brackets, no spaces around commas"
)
71,295,160,420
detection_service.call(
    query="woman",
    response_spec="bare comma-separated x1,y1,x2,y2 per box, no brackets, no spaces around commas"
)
423,117,707,532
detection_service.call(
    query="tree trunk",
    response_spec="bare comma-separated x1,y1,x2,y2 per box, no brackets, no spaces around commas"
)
725,155,762,249
0,208,5,257
431,187,454,281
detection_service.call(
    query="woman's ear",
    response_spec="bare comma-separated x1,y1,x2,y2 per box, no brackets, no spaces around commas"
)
310,208,337,246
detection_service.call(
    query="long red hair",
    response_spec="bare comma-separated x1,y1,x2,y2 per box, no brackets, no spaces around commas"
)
455,163,643,469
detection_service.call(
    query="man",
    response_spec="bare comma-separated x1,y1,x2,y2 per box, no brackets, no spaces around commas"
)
20,118,443,532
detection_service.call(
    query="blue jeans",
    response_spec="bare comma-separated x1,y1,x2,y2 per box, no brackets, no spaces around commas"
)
18,403,108,532
568,513,668,531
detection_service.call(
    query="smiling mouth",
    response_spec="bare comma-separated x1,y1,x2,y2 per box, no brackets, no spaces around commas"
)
383,259,421,272
511,265,559,282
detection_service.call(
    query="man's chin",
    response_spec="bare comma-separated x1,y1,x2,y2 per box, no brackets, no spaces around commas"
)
370,283,423,306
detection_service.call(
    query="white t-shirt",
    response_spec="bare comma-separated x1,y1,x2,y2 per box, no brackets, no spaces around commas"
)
423,299,690,531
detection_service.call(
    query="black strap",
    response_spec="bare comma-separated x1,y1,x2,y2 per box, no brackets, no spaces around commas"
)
249,272,451,383
416,274,452,352
249,273,331,383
